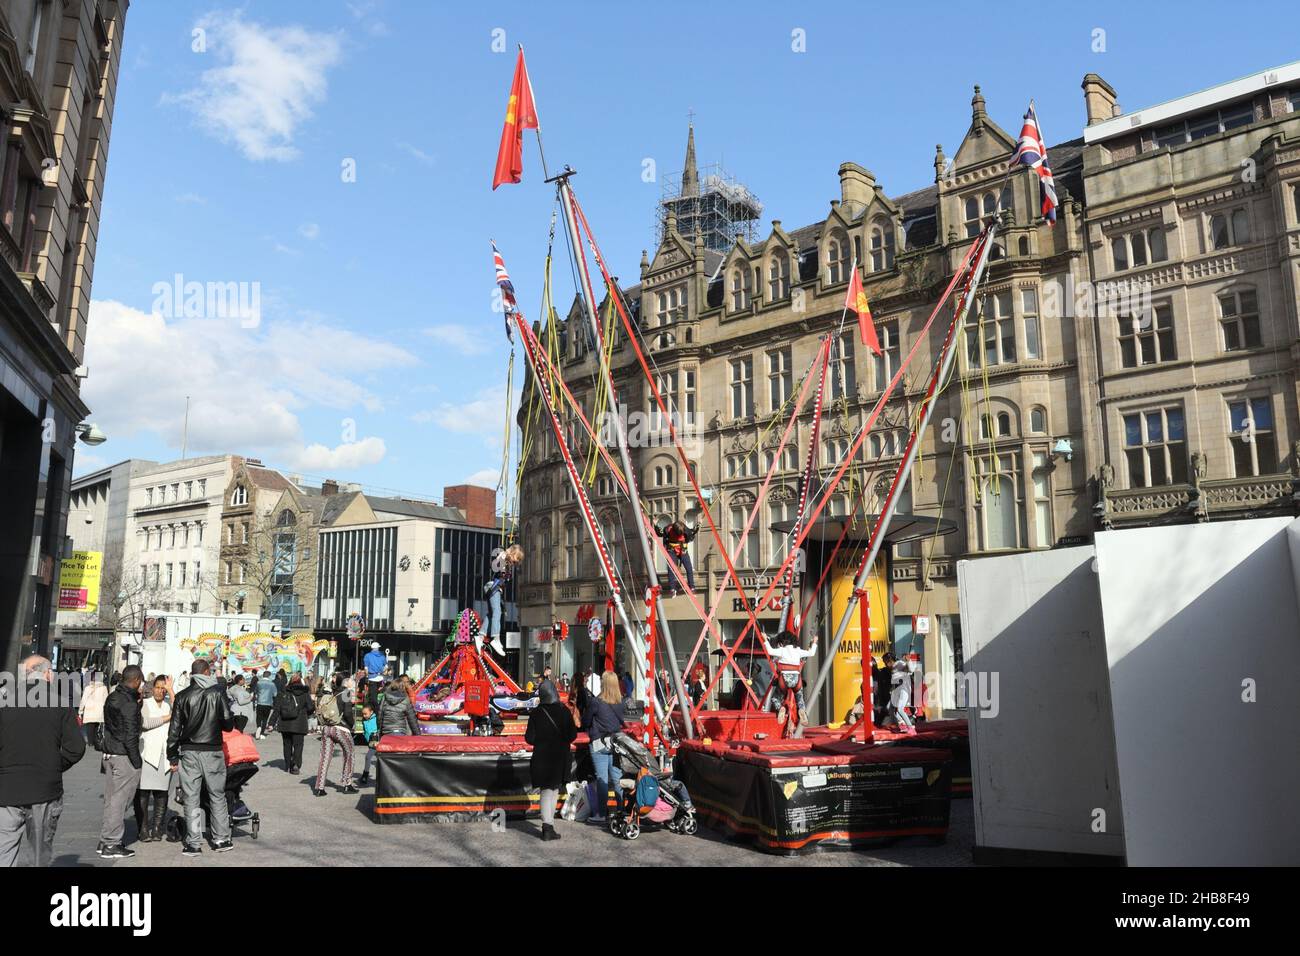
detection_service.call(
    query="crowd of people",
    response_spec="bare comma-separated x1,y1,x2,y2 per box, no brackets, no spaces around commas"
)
0,636,920,864
0,654,412,866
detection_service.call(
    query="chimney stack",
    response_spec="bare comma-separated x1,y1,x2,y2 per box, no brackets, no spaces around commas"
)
444,484,497,529
1082,73,1119,126
837,163,876,215
321,479,339,497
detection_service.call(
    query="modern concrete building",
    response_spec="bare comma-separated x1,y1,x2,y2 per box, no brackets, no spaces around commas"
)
54,456,151,664
0,0,129,673
314,485,516,678
515,61,1300,721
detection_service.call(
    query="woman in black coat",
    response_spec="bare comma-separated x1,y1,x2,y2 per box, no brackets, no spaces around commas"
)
277,674,315,775
524,682,577,841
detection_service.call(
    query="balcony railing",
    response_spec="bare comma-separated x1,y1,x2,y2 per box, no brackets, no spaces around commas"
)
1103,472,1299,525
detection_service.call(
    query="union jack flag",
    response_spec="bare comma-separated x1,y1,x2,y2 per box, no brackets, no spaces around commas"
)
1010,101,1058,224
492,240,518,342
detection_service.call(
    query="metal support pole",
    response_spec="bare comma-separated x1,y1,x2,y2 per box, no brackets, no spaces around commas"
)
552,170,694,738
806,220,1000,713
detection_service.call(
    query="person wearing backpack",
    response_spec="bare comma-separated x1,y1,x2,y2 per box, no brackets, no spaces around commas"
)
312,682,357,796
524,681,576,841
276,674,314,775
582,672,626,824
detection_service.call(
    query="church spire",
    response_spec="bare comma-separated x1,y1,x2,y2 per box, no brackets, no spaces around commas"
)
681,122,699,198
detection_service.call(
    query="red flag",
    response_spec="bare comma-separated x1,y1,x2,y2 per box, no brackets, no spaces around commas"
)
844,263,881,355
492,48,540,190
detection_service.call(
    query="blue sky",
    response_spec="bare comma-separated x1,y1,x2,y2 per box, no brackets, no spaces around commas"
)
80,0,1298,503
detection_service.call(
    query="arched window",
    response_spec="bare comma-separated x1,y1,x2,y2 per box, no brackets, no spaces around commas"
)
964,196,981,238
599,511,623,569
1030,406,1047,433
1148,227,1168,262
769,499,797,561
728,497,760,568
974,453,1025,550
826,233,850,284
768,250,790,301
996,412,1012,437
869,218,895,271
539,523,553,582
230,485,247,506
1018,236,1030,257
276,509,296,527
730,267,751,311
565,520,583,579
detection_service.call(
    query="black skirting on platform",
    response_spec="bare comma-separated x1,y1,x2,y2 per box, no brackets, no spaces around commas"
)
675,745,953,854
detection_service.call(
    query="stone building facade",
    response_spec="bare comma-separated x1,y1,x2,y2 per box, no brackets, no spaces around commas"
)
516,61,1300,717
0,0,128,673
1078,68,1300,527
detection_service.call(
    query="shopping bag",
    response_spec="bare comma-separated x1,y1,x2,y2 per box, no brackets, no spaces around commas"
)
560,780,590,822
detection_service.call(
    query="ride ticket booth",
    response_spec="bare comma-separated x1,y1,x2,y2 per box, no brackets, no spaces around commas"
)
769,509,956,726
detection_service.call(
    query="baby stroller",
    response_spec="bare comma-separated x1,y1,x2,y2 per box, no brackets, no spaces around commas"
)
168,731,261,843
605,732,697,841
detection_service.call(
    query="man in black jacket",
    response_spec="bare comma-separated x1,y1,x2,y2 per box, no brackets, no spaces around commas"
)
97,664,143,859
167,658,235,856
0,656,86,866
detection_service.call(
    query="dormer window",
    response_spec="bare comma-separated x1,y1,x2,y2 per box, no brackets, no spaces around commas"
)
767,250,790,301
730,267,752,311
826,234,850,284
869,219,895,271
656,287,683,327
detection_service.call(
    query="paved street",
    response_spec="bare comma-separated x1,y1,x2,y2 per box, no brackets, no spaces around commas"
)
31,734,974,868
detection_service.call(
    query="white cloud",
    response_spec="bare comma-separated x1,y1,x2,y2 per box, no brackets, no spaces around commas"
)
174,192,207,205
169,12,343,162
291,437,386,470
397,141,436,166
82,300,415,470
411,384,507,436
422,323,487,356
346,1,389,36
464,468,500,489
298,222,320,240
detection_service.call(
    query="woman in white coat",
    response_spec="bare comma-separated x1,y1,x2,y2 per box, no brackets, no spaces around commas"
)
134,676,173,841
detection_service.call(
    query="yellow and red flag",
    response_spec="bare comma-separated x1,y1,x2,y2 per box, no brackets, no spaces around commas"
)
492,48,539,190
844,262,881,355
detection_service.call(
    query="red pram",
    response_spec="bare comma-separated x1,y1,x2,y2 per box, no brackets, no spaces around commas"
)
168,731,261,842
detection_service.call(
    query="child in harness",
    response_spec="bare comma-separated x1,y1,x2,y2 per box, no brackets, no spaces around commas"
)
483,544,522,656
761,629,817,727
655,520,696,596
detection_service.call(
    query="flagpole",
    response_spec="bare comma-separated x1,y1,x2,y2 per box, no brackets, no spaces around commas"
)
804,217,1000,718
519,44,551,181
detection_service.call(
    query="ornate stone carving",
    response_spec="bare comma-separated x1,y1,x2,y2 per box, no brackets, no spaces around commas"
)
1190,451,1208,484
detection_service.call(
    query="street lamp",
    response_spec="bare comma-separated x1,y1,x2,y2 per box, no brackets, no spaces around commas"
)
76,423,108,446
1051,438,1074,462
